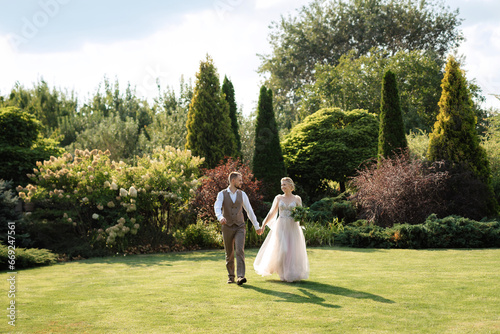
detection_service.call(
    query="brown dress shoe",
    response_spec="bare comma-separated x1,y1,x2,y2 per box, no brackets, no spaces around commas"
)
236,277,247,285
227,278,235,284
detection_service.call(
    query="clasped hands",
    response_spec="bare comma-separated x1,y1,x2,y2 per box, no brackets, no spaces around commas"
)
220,218,265,235
256,226,265,235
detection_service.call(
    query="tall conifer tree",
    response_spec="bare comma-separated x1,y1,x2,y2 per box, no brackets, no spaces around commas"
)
222,76,242,157
253,86,286,198
186,55,236,168
378,70,407,160
427,56,490,183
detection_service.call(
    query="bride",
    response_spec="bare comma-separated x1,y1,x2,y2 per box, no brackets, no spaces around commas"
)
254,177,309,282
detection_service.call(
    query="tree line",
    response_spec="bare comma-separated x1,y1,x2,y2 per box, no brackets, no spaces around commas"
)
2,0,499,202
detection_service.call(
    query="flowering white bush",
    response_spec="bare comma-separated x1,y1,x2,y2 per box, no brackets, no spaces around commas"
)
17,146,204,251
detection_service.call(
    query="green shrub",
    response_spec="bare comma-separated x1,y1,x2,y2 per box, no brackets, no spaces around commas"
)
0,180,22,242
407,130,429,159
308,194,357,224
18,216,109,259
175,221,224,250
0,243,57,270
290,205,344,246
335,223,394,248
246,221,267,248
401,214,500,248
335,215,500,249
303,219,344,247
0,107,64,186
16,146,203,255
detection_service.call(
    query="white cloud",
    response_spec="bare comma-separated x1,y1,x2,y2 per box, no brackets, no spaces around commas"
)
255,0,289,10
458,22,500,108
1,0,499,115
0,8,273,114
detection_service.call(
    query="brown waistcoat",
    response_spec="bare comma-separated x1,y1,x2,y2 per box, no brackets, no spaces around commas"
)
222,190,245,226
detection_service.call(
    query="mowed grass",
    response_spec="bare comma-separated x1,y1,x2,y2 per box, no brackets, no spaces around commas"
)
2,247,500,334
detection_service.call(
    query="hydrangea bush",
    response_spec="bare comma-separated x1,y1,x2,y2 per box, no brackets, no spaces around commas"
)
17,147,203,251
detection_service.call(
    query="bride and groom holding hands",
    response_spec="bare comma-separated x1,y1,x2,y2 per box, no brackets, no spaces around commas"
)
214,172,309,285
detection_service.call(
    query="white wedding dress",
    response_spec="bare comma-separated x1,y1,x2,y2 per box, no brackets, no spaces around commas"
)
253,198,309,282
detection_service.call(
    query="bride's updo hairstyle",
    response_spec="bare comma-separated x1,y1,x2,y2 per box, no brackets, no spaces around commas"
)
281,177,295,191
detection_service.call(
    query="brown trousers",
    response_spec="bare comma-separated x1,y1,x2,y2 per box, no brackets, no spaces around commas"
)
221,223,246,279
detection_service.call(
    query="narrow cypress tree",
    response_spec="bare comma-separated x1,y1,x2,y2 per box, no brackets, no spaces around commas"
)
253,86,286,198
378,70,407,160
221,76,242,157
186,55,236,168
427,56,490,183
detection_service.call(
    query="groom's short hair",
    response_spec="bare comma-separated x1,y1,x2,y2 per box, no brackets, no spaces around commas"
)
228,171,242,184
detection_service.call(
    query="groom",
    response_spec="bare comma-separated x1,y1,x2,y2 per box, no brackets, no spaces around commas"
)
214,172,261,285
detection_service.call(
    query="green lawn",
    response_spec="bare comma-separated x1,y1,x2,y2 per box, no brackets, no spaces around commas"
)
2,247,500,333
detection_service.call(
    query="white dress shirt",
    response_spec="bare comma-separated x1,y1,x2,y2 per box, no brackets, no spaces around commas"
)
214,187,260,230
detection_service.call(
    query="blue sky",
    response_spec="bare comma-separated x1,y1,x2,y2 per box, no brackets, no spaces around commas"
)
0,0,499,115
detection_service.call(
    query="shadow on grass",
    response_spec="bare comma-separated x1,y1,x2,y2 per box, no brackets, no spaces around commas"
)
242,284,341,309
298,281,395,304
246,280,395,306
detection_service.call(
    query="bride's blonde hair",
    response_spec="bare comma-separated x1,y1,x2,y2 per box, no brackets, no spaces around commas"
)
281,177,295,191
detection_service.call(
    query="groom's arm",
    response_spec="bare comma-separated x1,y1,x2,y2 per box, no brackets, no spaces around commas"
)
214,191,225,223
241,192,260,230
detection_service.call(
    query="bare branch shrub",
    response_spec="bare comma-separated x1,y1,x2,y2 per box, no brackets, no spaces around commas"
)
350,153,449,226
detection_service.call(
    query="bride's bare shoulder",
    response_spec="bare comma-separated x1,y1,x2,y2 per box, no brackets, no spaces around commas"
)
294,195,302,205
